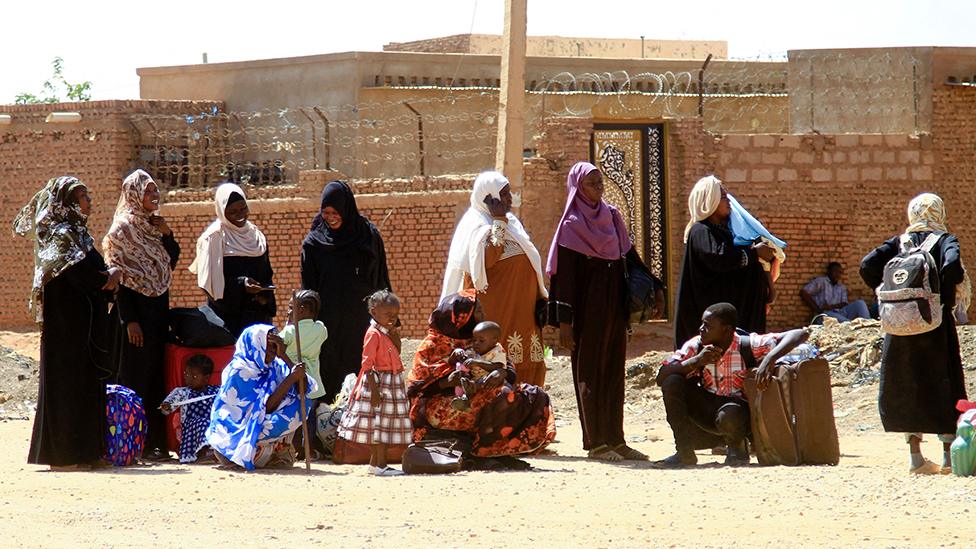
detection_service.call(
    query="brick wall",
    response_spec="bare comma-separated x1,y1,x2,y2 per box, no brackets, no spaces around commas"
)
520,116,594,260
162,172,472,338
383,35,472,54
664,114,974,332
0,100,222,328
3,89,975,340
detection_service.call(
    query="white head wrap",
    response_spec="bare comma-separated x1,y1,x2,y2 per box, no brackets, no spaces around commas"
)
189,183,268,300
684,175,724,243
440,171,548,300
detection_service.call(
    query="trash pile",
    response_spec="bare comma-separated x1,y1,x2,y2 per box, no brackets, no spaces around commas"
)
0,346,38,419
807,317,883,388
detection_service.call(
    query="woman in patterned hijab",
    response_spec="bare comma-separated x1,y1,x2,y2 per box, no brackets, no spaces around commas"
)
102,169,181,459
14,176,121,469
14,176,103,322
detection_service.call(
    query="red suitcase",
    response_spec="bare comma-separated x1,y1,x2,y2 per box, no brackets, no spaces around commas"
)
163,343,235,452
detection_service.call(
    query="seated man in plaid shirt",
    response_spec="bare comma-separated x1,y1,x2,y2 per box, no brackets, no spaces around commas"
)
654,302,809,468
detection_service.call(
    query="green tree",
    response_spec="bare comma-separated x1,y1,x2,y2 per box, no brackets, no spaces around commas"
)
15,57,92,104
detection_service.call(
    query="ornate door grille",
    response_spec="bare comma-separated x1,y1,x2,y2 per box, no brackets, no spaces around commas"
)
591,124,669,313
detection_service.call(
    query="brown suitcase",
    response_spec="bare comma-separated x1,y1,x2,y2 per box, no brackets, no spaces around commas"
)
743,358,840,466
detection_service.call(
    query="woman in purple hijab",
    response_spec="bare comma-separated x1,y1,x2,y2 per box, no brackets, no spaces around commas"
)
546,161,662,462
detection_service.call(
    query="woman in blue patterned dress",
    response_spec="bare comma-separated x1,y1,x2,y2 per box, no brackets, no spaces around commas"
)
206,324,317,470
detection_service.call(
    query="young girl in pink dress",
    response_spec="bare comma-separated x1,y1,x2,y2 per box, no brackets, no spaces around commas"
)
337,290,412,476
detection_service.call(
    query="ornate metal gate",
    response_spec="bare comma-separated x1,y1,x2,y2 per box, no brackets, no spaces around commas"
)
591,123,669,311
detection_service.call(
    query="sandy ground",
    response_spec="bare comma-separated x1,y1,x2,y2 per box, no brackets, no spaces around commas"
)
2,329,976,547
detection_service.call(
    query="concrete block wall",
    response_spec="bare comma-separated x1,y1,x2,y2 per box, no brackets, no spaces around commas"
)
666,87,976,332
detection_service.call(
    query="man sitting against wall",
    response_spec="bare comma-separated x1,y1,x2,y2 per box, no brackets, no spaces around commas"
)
800,262,871,322
653,303,809,468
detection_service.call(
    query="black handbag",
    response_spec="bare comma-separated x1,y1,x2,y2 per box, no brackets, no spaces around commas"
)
625,254,662,323
401,439,463,474
169,305,236,348
536,298,573,328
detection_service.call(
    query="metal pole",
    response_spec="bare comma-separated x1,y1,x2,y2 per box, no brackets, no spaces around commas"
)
298,108,318,169
698,54,713,118
403,102,425,176
312,107,331,170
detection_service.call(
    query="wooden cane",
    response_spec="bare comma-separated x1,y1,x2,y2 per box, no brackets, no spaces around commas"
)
292,289,313,473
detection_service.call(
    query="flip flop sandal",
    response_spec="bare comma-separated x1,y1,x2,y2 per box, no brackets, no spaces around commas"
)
587,445,625,462
614,444,650,461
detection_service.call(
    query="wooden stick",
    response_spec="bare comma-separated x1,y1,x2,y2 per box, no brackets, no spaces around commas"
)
292,289,312,474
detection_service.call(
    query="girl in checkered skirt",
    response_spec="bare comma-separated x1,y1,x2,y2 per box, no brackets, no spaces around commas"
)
337,290,412,476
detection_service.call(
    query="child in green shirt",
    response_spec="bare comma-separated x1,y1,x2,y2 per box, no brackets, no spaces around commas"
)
281,289,328,457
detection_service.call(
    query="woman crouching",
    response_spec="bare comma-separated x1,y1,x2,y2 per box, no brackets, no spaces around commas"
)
206,324,317,470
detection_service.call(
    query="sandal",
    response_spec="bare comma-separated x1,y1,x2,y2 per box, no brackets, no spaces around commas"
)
587,444,625,462
614,444,650,461
49,464,91,472
909,459,943,475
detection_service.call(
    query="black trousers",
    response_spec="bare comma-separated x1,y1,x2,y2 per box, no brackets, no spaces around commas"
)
660,374,750,452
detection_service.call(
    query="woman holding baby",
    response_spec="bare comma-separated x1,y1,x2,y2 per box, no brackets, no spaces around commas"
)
440,171,550,387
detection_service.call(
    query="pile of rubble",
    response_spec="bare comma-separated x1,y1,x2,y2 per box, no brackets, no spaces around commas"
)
807,317,884,387
0,346,38,419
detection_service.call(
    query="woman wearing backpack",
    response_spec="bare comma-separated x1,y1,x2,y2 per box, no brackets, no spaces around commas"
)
860,192,970,475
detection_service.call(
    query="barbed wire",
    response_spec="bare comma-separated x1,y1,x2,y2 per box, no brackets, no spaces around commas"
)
121,51,927,189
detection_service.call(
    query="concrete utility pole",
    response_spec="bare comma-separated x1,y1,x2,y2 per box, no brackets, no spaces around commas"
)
494,0,527,190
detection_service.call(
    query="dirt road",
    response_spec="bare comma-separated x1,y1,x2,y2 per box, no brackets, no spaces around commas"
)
2,328,975,547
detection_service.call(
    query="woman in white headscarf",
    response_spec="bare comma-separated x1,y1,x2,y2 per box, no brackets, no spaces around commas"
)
860,192,969,475
673,175,776,348
103,169,181,459
190,182,275,337
441,171,549,386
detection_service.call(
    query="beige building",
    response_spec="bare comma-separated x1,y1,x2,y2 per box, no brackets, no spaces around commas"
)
383,33,728,59
135,35,975,194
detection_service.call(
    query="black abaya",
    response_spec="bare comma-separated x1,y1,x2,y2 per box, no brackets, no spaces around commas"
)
860,232,967,434
673,221,769,348
207,251,276,338
29,251,113,466
301,231,391,400
114,233,180,452
550,245,633,450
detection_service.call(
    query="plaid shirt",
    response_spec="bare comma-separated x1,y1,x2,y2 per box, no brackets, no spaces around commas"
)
668,332,780,398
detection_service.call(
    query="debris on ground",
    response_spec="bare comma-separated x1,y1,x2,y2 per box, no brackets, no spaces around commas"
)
807,317,883,388
0,345,38,420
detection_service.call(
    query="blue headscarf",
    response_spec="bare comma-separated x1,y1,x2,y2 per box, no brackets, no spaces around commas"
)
206,324,315,470
728,194,787,249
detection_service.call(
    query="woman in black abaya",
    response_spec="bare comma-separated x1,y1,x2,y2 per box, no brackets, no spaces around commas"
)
673,175,776,348
301,181,392,400
14,176,122,470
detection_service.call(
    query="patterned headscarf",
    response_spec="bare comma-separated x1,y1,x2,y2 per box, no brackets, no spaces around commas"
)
102,170,173,297
428,289,479,340
906,192,948,234
905,192,971,316
13,176,95,323
205,324,315,470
